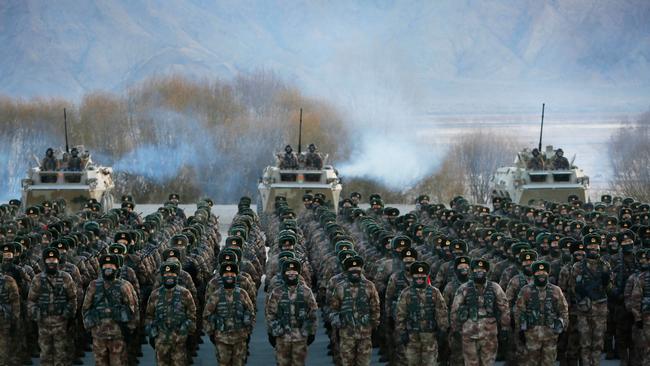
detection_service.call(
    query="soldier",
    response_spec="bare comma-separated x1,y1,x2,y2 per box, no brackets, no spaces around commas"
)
395,261,449,366
612,230,638,365
82,254,139,366
569,234,611,366
67,147,83,171
266,258,318,366
27,248,77,366
629,248,650,366
329,256,380,366
552,149,570,170
443,256,471,366
303,143,323,169
41,148,58,182
279,145,299,169
203,262,255,366
0,248,20,366
450,258,510,366
514,260,569,366
146,261,197,366
527,148,545,170
505,249,538,365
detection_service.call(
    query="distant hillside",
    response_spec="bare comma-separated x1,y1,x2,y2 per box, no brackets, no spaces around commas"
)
1,0,649,113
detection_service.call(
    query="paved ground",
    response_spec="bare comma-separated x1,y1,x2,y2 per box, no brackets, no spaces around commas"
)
28,204,618,365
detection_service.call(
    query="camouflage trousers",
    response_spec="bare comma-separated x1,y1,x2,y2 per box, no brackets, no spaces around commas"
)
275,338,307,366
640,316,650,366
92,337,126,366
631,322,644,366
522,330,558,366
405,332,438,366
216,340,247,366
339,334,372,366
576,301,607,366
0,325,13,366
448,332,464,366
461,332,498,366
615,304,635,366
38,321,68,366
155,335,188,366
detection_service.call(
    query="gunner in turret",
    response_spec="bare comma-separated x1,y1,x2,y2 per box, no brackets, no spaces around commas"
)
527,148,545,170
279,145,299,169
551,149,570,170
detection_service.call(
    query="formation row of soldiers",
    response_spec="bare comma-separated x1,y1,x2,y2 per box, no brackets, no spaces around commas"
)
0,194,225,365
246,191,650,366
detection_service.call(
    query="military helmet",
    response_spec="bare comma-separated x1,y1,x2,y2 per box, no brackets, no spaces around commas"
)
100,254,120,268
409,261,430,276
282,258,301,274
471,258,490,272
531,260,550,273
219,262,239,276
343,255,364,271
160,261,180,275
400,247,418,260
42,247,60,261
582,233,601,247
454,255,471,268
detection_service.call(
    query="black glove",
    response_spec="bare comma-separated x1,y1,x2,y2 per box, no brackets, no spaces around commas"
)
148,336,156,349
637,321,644,329
518,330,526,344
209,334,216,344
498,330,509,343
268,333,276,348
307,334,315,345
400,332,409,346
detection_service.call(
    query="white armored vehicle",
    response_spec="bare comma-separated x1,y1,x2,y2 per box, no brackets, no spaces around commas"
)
257,149,342,214
21,146,115,213
489,145,590,205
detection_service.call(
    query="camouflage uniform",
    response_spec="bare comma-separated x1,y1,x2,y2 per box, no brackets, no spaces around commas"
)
203,263,255,366
146,263,197,366
329,256,380,366
27,256,77,366
0,273,20,366
450,259,510,366
629,255,650,366
82,255,139,366
514,261,569,366
266,259,318,366
395,261,449,366
568,239,611,366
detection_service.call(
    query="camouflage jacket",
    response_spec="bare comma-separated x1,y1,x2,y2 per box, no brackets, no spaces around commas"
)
203,287,255,344
396,284,449,335
514,283,569,339
145,285,197,342
450,281,510,338
265,283,318,340
27,271,77,325
329,278,380,339
0,274,20,326
82,278,139,340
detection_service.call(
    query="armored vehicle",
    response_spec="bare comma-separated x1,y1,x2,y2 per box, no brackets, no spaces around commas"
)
21,146,115,213
257,151,342,214
489,144,590,205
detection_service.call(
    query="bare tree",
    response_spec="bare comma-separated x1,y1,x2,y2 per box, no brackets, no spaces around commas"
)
609,112,650,201
451,130,520,204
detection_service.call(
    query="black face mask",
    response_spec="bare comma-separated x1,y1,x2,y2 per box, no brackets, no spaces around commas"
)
102,268,116,281
284,274,298,286
456,268,470,282
348,271,361,283
222,276,236,289
45,263,58,274
164,276,177,289
586,250,600,260
534,274,548,287
1,262,14,273
472,271,487,284
621,245,634,254
523,266,533,276
550,248,560,258
641,264,650,271
539,246,550,255
413,276,427,288
58,252,67,265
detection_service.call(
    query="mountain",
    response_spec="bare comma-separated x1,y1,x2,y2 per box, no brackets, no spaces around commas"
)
1,0,649,113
